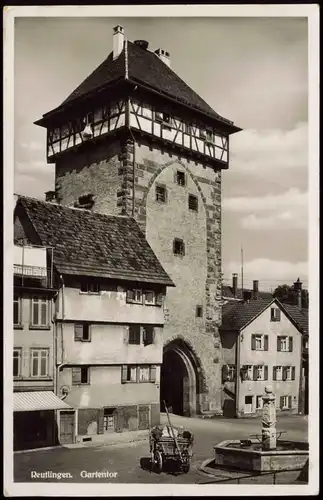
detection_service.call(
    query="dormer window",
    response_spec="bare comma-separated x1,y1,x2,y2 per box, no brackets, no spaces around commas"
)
80,282,100,294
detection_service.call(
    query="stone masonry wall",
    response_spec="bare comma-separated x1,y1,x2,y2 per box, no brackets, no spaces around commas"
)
129,138,223,413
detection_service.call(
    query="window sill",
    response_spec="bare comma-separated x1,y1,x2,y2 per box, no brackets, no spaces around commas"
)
74,339,92,343
79,291,101,296
28,376,52,381
156,199,167,204
29,325,51,330
14,325,23,330
72,383,90,386
126,301,144,306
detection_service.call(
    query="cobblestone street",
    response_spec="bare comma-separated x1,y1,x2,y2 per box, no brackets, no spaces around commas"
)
14,413,308,484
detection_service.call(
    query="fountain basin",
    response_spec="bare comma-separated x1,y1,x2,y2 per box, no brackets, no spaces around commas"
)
214,440,309,472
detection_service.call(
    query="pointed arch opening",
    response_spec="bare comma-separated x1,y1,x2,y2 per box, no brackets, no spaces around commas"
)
160,338,205,417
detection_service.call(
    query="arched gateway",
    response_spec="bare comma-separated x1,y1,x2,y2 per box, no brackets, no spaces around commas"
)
160,339,205,417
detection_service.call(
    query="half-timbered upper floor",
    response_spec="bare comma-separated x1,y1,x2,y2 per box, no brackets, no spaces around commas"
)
35,27,241,169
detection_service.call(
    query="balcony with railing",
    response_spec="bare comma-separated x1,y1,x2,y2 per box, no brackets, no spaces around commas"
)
14,244,55,289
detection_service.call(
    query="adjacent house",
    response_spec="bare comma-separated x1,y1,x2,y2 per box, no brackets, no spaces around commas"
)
220,292,306,418
14,195,174,444
13,240,72,451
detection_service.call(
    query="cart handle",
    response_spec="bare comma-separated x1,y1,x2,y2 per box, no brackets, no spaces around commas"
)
163,400,182,461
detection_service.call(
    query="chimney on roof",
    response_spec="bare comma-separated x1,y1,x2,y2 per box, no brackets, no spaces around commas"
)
155,48,171,67
113,25,124,60
243,290,252,303
294,277,303,309
232,273,238,298
253,280,259,300
134,40,149,50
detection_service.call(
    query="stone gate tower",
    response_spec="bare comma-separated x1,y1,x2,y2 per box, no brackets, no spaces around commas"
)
35,26,242,416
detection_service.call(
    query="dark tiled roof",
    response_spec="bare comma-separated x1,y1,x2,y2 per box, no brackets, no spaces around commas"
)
221,297,308,335
221,298,274,331
279,303,309,335
222,285,273,301
15,196,174,286
47,41,239,128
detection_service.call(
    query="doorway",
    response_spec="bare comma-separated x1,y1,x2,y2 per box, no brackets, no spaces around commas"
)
160,339,204,417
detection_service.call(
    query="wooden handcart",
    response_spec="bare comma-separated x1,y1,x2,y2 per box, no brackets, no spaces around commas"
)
149,402,194,474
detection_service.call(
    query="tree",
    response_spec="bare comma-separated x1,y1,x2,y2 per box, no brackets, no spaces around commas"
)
273,283,309,309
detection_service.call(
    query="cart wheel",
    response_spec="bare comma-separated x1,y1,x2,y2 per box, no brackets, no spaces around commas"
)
153,451,163,474
181,450,190,473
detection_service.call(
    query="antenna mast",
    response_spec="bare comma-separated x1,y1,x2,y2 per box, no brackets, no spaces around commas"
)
241,246,244,293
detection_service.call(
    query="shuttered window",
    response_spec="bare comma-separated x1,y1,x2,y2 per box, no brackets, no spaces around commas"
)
121,364,157,383
251,334,268,351
143,326,155,346
129,325,141,345
74,323,90,341
72,366,89,385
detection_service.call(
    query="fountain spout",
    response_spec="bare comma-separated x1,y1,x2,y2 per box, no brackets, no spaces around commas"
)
261,385,277,450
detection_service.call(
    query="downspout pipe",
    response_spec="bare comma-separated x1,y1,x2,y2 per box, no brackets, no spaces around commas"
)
56,274,66,397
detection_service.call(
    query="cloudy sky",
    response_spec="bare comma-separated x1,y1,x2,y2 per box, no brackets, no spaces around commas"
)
13,15,309,291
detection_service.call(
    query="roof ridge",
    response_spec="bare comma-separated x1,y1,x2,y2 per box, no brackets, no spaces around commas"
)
18,195,135,221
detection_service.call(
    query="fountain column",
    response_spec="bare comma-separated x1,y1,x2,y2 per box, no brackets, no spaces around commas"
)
262,385,277,450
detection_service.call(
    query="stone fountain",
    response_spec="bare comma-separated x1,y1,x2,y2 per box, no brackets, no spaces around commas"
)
214,386,309,472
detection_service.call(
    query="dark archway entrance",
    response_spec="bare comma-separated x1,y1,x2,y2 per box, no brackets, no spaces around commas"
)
160,339,204,417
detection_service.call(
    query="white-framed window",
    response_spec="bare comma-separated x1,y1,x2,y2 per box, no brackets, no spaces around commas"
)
271,307,281,322
139,366,150,382
103,408,116,432
256,365,265,381
222,364,234,382
156,184,167,203
127,366,138,382
251,334,268,351
80,282,100,294
256,395,263,409
244,365,253,380
121,365,157,384
277,336,293,352
281,395,291,410
13,348,22,377
285,366,292,381
275,366,283,381
244,395,253,414
31,349,49,377
133,290,142,303
31,297,48,327
144,291,155,305
13,295,21,326
74,323,91,342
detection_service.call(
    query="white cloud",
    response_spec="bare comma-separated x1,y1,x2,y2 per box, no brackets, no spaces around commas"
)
223,188,308,231
223,258,308,291
241,209,307,231
230,122,308,175
223,188,307,213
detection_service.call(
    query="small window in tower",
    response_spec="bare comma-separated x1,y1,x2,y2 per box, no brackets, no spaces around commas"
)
173,238,185,256
196,305,203,318
188,194,198,212
176,171,186,186
156,184,167,203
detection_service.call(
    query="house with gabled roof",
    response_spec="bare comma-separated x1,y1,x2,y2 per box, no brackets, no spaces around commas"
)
30,24,242,418
220,294,308,418
14,195,174,444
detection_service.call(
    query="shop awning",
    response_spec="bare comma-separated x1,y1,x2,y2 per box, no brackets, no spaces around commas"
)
14,391,72,412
